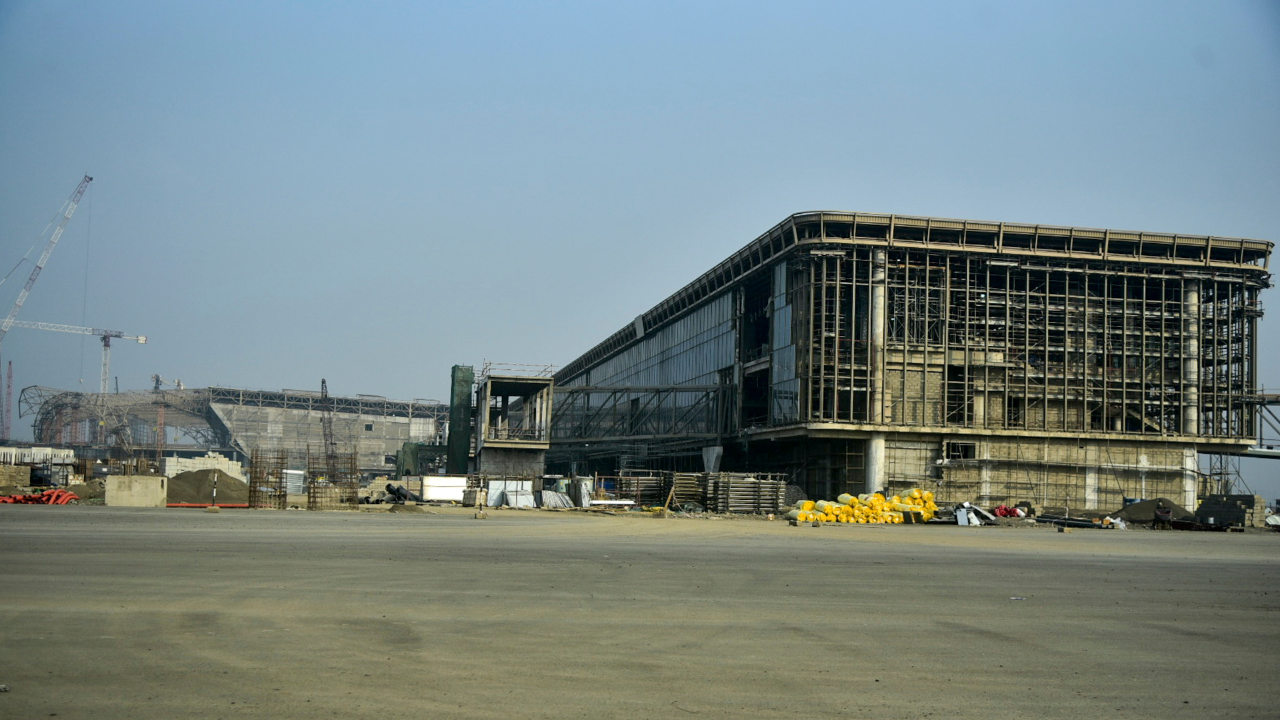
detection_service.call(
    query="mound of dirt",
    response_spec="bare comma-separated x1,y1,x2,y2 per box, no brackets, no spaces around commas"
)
167,469,249,505
66,479,106,500
1110,497,1194,524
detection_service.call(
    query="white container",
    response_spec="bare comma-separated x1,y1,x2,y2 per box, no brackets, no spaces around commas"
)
282,470,305,495
422,475,468,502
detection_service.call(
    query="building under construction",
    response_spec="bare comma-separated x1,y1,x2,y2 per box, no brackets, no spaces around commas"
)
19,386,448,477
550,211,1272,510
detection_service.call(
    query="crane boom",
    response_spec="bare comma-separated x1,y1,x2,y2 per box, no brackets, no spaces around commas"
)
8,319,145,342
0,175,93,346
5,319,146,394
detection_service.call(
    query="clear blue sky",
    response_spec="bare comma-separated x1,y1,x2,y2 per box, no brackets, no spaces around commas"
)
1,1,1278,496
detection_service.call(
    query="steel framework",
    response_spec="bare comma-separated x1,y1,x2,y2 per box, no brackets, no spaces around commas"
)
554,211,1272,505
551,385,724,443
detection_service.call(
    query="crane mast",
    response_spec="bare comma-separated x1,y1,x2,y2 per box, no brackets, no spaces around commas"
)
320,378,339,481
0,175,93,346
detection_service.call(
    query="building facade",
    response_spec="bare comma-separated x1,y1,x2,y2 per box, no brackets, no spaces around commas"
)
552,211,1271,509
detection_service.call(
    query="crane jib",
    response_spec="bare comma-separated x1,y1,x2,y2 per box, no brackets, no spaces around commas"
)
0,175,93,344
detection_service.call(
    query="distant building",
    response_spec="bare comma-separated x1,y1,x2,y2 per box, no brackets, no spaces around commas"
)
21,386,448,477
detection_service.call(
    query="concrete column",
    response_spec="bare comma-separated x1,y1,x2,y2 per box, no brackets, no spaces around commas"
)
871,249,887,424
980,463,992,504
865,432,886,494
1138,453,1149,499
1183,280,1200,436
1182,446,1198,509
1084,467,1098,510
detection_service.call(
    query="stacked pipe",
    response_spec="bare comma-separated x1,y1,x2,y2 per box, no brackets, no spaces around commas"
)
615,476,667,506
0,488,79,505
705,474,787,514
670,473,704,507
785,489,937,524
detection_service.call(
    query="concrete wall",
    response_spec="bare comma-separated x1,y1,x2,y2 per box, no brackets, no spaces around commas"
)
210,404,439,474
106,476,167,507
869,433,1196,511
477,448,546,477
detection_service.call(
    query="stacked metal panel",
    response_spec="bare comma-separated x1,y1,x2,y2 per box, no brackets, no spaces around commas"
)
614,475,667,506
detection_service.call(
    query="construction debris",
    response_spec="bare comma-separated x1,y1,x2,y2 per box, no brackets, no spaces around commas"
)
383,483,424,504
954,501,997,526
539,490,573,508
1036,514,1122,530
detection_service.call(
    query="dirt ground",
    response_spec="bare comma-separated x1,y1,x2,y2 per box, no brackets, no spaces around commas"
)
0,506,1276,719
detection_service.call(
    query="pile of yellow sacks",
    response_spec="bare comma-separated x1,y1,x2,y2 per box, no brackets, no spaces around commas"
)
786,489,937,524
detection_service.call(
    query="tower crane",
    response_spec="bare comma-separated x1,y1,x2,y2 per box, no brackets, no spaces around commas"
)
7,320,146,394
0,175,93,347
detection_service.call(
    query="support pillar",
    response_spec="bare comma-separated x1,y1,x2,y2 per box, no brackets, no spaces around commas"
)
1182,446,1198,509
1182,280,1200,436
871,249,887,424
1084,467,1098,510
864,432,885,495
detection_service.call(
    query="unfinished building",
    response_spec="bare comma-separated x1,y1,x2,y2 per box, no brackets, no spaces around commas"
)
474,366,554,476
19,386,448,477
551,211,1272,510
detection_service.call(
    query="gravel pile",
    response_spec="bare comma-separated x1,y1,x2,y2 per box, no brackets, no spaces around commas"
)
1110,497,1194,523
168,469,249,504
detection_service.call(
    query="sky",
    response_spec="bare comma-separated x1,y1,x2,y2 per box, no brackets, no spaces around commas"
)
0,1,1278,495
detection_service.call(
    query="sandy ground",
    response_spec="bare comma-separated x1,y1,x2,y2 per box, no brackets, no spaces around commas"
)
0,505,1277,719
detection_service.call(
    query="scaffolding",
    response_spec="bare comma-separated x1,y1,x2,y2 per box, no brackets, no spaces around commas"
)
797,248,1260,438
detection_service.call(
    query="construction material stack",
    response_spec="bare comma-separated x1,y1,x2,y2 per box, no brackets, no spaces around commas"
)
1194,495,1268,528
787,489,938,524
705,473,787,514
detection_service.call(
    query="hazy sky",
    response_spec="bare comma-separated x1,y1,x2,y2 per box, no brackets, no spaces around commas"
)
1,1,1278,495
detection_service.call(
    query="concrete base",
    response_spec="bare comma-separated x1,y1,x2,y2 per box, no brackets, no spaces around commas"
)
477,447,545,476
105,476,167,507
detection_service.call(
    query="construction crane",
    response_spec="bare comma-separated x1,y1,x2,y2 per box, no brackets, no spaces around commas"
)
0,175,93,347
320,378,339,481
7,320,146,394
